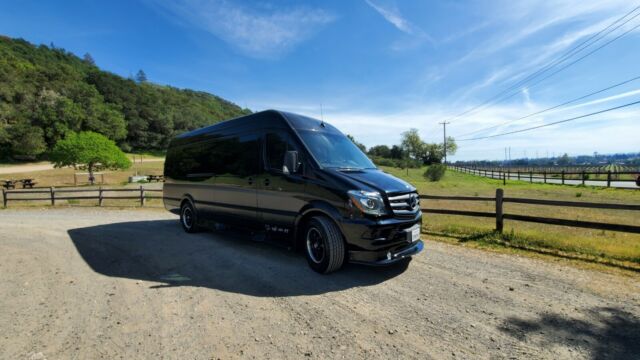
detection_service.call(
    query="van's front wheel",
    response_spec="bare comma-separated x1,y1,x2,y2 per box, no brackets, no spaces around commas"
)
180,201,200,233
304,216,345,274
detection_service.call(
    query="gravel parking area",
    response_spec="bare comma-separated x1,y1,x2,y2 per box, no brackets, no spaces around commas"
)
1,208,638,359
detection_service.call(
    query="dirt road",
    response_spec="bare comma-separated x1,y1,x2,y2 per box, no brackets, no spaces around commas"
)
0,158,164,175
1,209,638,359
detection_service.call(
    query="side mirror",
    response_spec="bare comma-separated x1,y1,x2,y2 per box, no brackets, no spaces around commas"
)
283,151,300,174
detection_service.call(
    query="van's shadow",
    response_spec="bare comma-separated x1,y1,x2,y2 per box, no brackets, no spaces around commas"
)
67,220,409,297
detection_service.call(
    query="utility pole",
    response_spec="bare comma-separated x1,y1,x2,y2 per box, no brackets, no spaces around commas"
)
439,121,450,164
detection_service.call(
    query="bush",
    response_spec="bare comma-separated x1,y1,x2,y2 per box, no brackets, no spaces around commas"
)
372,157,398,167
424,164,446,181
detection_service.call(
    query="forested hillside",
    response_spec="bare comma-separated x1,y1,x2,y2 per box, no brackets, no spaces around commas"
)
0,36,250,159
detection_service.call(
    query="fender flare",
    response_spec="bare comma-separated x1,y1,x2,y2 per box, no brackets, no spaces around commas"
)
293,200,345,248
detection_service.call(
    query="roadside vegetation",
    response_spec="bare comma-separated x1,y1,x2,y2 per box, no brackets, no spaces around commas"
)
384,165,640,270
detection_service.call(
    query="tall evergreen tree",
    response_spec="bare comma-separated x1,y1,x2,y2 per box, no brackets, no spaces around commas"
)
83,52,95,66
136,69,147,83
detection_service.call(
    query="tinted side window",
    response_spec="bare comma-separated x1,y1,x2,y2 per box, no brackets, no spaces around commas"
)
165,142,206,181
209,133,259,177
266,132,288,171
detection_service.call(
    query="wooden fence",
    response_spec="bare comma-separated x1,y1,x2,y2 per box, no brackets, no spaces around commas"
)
450,165,640,188
1,186,162,207
420,189,640,234
3,186,639,234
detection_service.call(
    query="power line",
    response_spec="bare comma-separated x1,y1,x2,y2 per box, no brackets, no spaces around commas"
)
457,99,640,141
455,20,640,133
456,74,640,137
444,5,640,122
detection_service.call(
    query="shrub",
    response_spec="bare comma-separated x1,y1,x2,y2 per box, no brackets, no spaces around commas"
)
424,164,446,181
372,157,397,167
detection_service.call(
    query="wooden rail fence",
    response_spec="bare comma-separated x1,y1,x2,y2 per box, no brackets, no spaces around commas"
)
1,186,162,207
3,187,639,234
450,165,640,188
420,189,640,234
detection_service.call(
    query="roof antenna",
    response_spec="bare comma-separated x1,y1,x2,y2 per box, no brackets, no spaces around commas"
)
320,103,325,127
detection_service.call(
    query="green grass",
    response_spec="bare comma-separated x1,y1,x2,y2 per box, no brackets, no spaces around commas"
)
382,166,640,269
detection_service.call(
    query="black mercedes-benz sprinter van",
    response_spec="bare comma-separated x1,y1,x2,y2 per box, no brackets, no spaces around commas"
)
163,110,423,273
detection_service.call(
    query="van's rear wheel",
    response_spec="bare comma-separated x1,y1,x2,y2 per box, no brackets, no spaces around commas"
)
304,216,345,274
180,201,200,233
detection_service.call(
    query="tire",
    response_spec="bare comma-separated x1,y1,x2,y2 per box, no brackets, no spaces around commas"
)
304,216,345,274
180,201,200,233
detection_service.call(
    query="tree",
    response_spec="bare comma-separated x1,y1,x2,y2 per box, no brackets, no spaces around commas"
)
7,122,47,159
136,69,147,83
50,132,131,184
443,136,457,157
347,134,367,153
83,53,95,66
400,128,425,160
558,153,571,166
422,143,442,165
389,145,404,159
368,144,391,158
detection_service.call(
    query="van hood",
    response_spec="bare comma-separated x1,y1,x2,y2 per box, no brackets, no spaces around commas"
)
325,168,416,194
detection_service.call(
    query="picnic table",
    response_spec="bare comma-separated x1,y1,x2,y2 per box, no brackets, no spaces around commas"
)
2,179,16,189
20,178,37,188
1,178,37,189
147,175,165,182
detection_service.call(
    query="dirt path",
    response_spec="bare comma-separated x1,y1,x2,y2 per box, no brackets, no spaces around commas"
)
0,208,638,359
0,158,164,175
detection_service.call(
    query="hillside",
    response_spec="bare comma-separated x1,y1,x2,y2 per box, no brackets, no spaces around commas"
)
0,35,250,159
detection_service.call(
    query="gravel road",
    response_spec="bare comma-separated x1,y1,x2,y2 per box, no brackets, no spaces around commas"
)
1,208,639,359
0,158,164,175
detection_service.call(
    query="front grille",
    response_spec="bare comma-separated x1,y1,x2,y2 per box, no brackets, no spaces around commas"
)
387,192,420,217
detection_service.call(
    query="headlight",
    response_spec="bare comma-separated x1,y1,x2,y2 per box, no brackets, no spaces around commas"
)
347,190,388,216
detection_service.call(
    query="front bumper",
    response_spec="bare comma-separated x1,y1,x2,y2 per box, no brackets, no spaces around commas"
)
349,240,424,266
341,210,423,265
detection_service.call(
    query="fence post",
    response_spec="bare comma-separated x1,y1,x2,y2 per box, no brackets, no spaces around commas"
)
582,171,586,186
98,187,103,207
496,188,504,233
50,187,55,206
561,170,565,185
140,186,145,206
529,171,533,183
543,171,547,184
503,172,506,185
607,170,611,188
1,188,6,208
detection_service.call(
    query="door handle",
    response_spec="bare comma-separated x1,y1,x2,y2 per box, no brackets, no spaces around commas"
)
248,177,254,185
264,178,270,186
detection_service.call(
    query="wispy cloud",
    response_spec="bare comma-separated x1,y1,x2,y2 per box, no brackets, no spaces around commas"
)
364,0,429,39
150,0,335,59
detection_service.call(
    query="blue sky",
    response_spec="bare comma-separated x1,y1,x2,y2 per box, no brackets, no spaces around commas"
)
1,0,639,160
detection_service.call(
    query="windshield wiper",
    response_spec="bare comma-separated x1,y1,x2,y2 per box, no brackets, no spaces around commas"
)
335,167,365,172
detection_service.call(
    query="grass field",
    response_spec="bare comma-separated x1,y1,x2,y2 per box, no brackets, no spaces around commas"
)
383,166,640,270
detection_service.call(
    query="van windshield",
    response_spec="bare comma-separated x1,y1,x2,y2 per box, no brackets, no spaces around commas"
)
298,130,376,170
